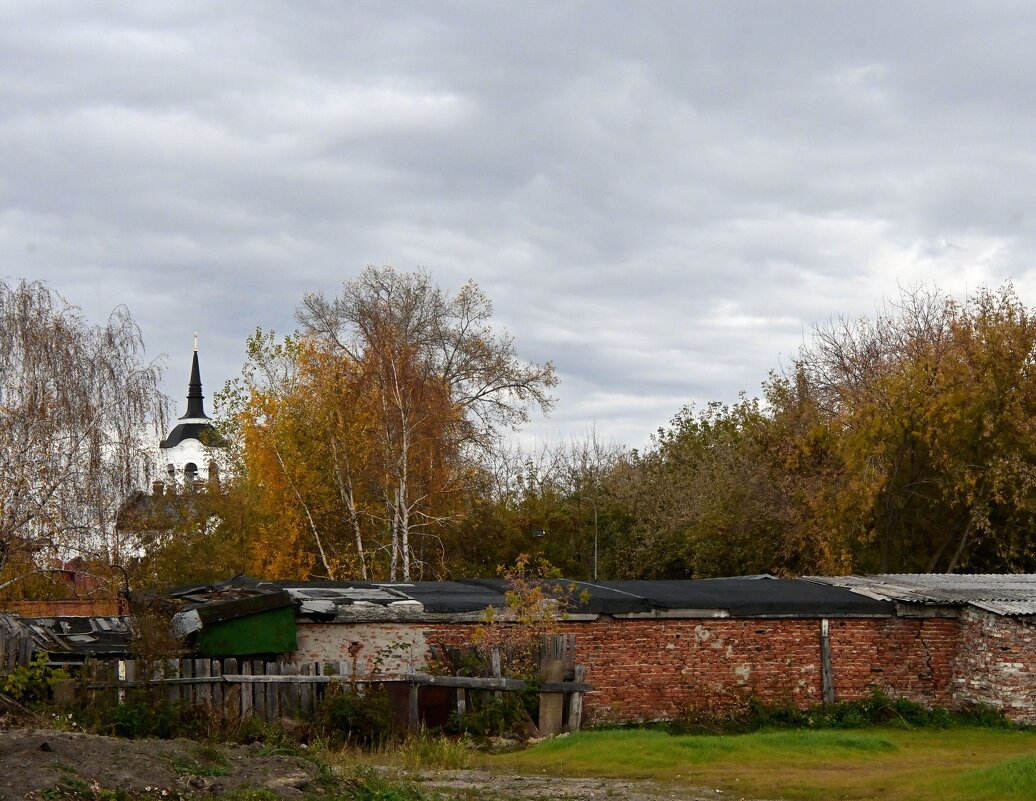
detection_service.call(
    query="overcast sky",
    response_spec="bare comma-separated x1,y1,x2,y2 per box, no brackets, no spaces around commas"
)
3,1,1036,448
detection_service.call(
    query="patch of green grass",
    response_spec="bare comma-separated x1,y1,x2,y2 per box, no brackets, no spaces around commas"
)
170,742,232,777
497,728,896,778
950,754,1036,801
393,730,475,771
340,765,437,801
488,725,1036,801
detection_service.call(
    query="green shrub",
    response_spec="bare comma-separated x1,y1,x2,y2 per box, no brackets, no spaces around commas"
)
448,690,533,739
77,692,205,740
309,683,394,747
3,653,70,705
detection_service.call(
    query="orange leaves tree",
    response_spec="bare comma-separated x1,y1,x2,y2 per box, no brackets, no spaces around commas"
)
222,268,557,581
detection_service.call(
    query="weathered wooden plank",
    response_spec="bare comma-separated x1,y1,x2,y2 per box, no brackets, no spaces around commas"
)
165,659,179,705
253,660,266,720
196,658,211,707
120,660,136,704
299,663,313,717
401,673,593,692
408,683,420,731
211,660,223,712
281,662,299,718
223,658,238,720
240,660,252,718
538,658,566,736
265,662,278,722
567,664,585,732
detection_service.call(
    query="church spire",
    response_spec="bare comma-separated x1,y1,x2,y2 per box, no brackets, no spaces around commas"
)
181,337,209,420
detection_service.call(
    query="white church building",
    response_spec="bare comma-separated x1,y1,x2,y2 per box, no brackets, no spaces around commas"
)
158,344,225,489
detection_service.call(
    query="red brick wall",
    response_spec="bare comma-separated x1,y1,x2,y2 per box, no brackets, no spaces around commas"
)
829,617,959,707
951,609,1036,724
296,614,969,723
558,617,960,722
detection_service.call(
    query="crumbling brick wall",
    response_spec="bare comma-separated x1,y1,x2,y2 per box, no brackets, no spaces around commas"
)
295,622,434,676
557,616,959,722
295,614,969,723
828,617,959,707
951,608,1036,724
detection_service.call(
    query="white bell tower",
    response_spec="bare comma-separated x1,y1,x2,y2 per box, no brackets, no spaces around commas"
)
158,336,224,489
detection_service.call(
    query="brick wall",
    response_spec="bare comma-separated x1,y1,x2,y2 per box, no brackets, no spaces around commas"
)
559,616,959,722
951,609,1036,724
295,614,970,723
295,622,433,676
829,617,959,707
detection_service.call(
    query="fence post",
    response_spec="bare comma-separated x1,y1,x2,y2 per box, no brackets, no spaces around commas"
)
299,663,312,717
567,664,585,732
211,659,223,715
281,662,299,719
538,636,566,736
223,658,238,722
265,662,278,721
491,648,502,704
408,682,420,731
196,658,211,707
240,660,253,719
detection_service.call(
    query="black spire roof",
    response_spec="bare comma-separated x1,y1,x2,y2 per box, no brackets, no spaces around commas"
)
182,349,209,420
159,344,226,450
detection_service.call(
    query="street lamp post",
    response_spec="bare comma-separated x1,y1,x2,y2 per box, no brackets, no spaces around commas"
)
579,496,599,582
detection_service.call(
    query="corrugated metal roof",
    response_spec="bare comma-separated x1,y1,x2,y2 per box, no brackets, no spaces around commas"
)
805,574,1036,615
971,600,1036,617
25,616,135,654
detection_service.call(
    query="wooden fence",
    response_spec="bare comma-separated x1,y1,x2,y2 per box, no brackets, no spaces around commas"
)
83,654,592,734
0,615,32,676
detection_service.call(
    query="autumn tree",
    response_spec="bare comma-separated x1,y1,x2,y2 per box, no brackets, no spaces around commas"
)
295,267,558,580
447,434,625,578
794,283,1036,572
0,279,166,594
606,282,1036,578
220,268,557,582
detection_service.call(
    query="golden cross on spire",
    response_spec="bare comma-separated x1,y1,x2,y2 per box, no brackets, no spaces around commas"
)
193,332,198,352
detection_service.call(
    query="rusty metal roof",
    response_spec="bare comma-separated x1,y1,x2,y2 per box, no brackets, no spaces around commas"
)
805,574,1036,615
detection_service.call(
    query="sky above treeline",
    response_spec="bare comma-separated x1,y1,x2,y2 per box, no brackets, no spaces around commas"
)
3,2,1036,448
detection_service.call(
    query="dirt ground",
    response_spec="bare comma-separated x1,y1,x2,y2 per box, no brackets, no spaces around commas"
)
0,724,728,801
411,768,726,801
0,727,319,801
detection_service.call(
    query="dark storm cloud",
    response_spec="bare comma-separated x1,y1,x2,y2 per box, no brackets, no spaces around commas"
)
3,1,1036,447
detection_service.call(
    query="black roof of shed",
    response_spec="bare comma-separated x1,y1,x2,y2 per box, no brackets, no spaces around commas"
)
368,576,893,617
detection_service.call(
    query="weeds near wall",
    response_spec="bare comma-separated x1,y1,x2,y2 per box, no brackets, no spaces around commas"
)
666,689,1020,735
471,553,582,679
308,683,393,747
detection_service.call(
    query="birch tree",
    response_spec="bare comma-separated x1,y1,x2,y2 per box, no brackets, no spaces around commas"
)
298,267,558,580
0,279,166,590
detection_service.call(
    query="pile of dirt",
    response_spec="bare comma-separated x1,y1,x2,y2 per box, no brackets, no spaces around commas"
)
0,728,317,801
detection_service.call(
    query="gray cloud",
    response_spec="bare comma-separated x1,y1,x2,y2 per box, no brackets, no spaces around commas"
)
3,1,1036,448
